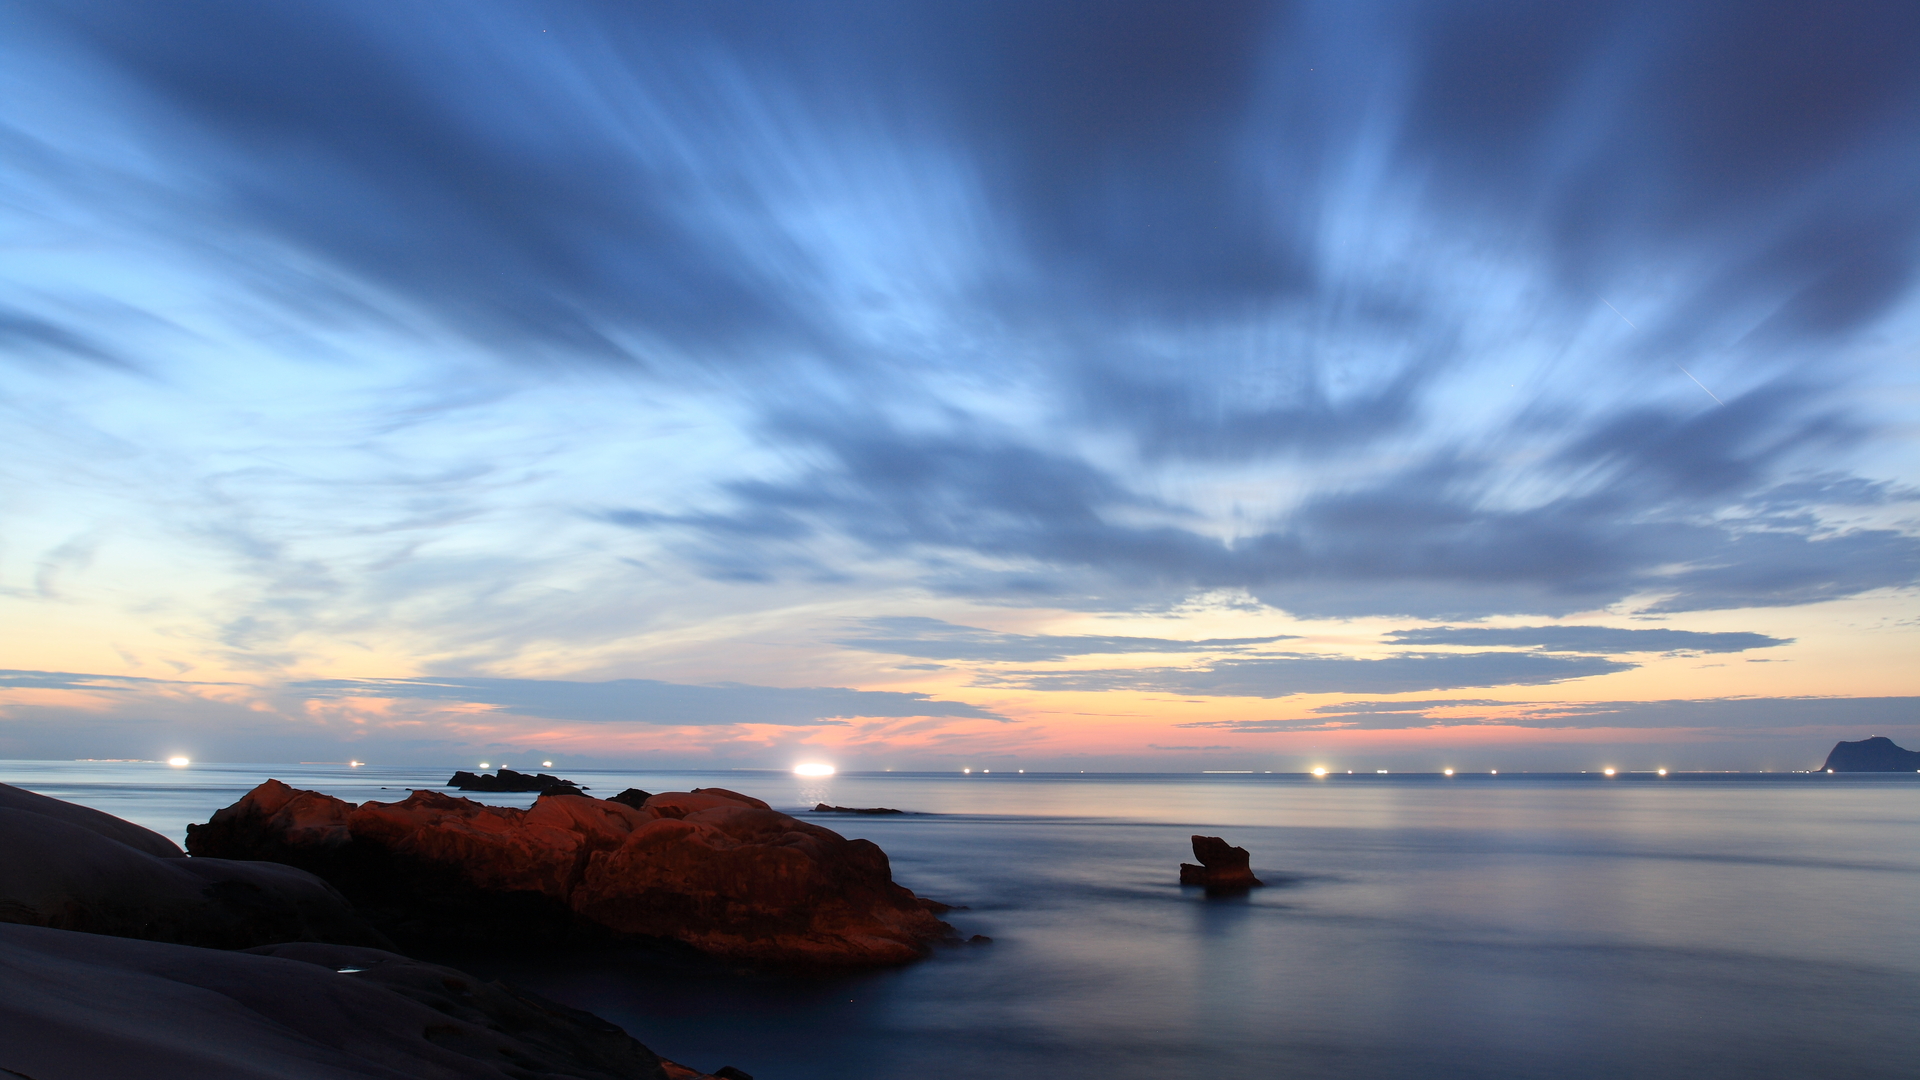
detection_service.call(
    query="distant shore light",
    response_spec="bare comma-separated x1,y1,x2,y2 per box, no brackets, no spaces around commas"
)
542,761,553,767
167,756,190,767
1603,768,1617,776
349,760,362,767
1443,768,1454,776
963,767,972,774
1312,767,1327,777
794,763,835,777
1657,768,1668,776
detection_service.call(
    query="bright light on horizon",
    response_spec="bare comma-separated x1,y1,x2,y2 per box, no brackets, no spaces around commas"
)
543,761,553,767
1603,767,1617,776
166,756,189,767
1443,768,1454,776
1312,766,1328,777
793,763,835,777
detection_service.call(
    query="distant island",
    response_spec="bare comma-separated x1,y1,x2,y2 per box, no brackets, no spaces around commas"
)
1820,736,1920,772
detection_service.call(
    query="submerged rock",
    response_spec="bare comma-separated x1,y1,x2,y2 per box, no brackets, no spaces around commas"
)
1179,835,1264,892
814,803,904,814
448,768,586,794
1820,736,1920,772
0,922,742,1080
0,782,387,950
188,780,955,965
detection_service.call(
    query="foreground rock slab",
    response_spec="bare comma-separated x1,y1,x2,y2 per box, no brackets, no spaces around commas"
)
1179,835,1265,893
188,781,953,965
0,923,740,1080
0,782,387,950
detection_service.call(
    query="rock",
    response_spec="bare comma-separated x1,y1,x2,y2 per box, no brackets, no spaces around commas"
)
0,922,738,1080
814,803,904,814
609,788,655,809
0,783,388,951
1820,736,1920,772
188,780,955,966
1179,835,1264,892
447,768,587,794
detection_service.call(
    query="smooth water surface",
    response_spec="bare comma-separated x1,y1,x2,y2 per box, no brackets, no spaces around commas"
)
5,761,1916,1079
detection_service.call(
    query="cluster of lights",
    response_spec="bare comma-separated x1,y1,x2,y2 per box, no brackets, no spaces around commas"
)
793,763,835,777
167,756,190,767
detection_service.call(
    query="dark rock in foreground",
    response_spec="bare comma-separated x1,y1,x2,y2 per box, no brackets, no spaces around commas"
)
448,768,586,794
0,782,388,950
0,922,743,1079
1179,835,1264,892
815,803,904,814
610,788,655,809
188,780,954,965
1820,736,1920,772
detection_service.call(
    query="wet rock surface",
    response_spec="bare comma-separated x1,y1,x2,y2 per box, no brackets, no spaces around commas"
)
0,922,740,1080
1179,835,1265,893
0,782,387,951
188,780,955,965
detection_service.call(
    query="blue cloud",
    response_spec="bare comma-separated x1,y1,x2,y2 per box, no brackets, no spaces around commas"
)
1183,696,1920,732
830,616,1294,662
979,652,1633,698
1384,627,1790,653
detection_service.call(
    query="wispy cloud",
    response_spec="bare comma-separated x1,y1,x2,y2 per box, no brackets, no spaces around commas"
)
1383,626,1790,653
291,675,1007,726
1182,696,1920,732
830,616,1294,662
979,652,1633,698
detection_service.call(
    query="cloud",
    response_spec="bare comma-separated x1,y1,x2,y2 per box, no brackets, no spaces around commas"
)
290,675,1007,726
830,616,1294,662
0,669,229,692
1182,696,1920,733
980,652,1633,698
1384,626,1791,653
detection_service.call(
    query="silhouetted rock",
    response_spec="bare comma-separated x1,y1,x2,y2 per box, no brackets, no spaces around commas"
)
0,782,388,951
1820,736,1920,772
448,768,586,794
0,922,742,1080
188,780,955,965
609,788,655,809
815,803,904,814
1179,835,1264,892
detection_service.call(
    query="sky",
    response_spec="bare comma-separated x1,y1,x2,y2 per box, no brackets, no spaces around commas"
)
2,0,1917,772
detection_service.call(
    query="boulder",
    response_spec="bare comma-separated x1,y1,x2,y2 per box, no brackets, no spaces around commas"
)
187,780,954,965
814,803,904,814
1820,736,1920,772
1178,835,1264,892
0,922,742,1080
0,783,387,951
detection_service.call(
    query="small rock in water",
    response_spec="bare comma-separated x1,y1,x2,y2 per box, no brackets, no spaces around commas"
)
814,803,904,814
1179,835,1265,892
608,788,654,809
447,768,587,793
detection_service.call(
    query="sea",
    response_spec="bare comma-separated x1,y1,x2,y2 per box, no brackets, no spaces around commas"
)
6,759,1918,1080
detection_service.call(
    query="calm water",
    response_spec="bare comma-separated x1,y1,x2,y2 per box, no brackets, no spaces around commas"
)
6,760,1918,1079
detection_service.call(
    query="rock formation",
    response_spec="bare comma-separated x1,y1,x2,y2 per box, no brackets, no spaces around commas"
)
0,782,387,950
814,803,904,814
448,768,586,794
0,922,744,1080
1179,835,1264,892
187,781,955,965
1820,736,1920,772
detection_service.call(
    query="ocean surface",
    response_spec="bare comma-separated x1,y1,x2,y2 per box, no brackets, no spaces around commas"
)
6,760,1918,1080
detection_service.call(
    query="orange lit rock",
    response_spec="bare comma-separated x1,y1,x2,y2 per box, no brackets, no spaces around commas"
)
188,781,951,966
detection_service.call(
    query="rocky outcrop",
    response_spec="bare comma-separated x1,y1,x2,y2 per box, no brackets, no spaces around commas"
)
187,781,955,965
448,768,586,794
0,922,745,1080
1179,835,1264,892
1820,736,1920,772
814,803,904,814
0,782,387,950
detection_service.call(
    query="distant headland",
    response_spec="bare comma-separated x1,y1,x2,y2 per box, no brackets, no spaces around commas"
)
1820,736,1920,772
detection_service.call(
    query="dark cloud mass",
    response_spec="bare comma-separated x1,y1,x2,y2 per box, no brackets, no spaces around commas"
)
1185,696,1920,732
831,616,1295,662
982,652,1634,698
9,0,1920,623
1385,627,1791,653
291,676,1005,725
